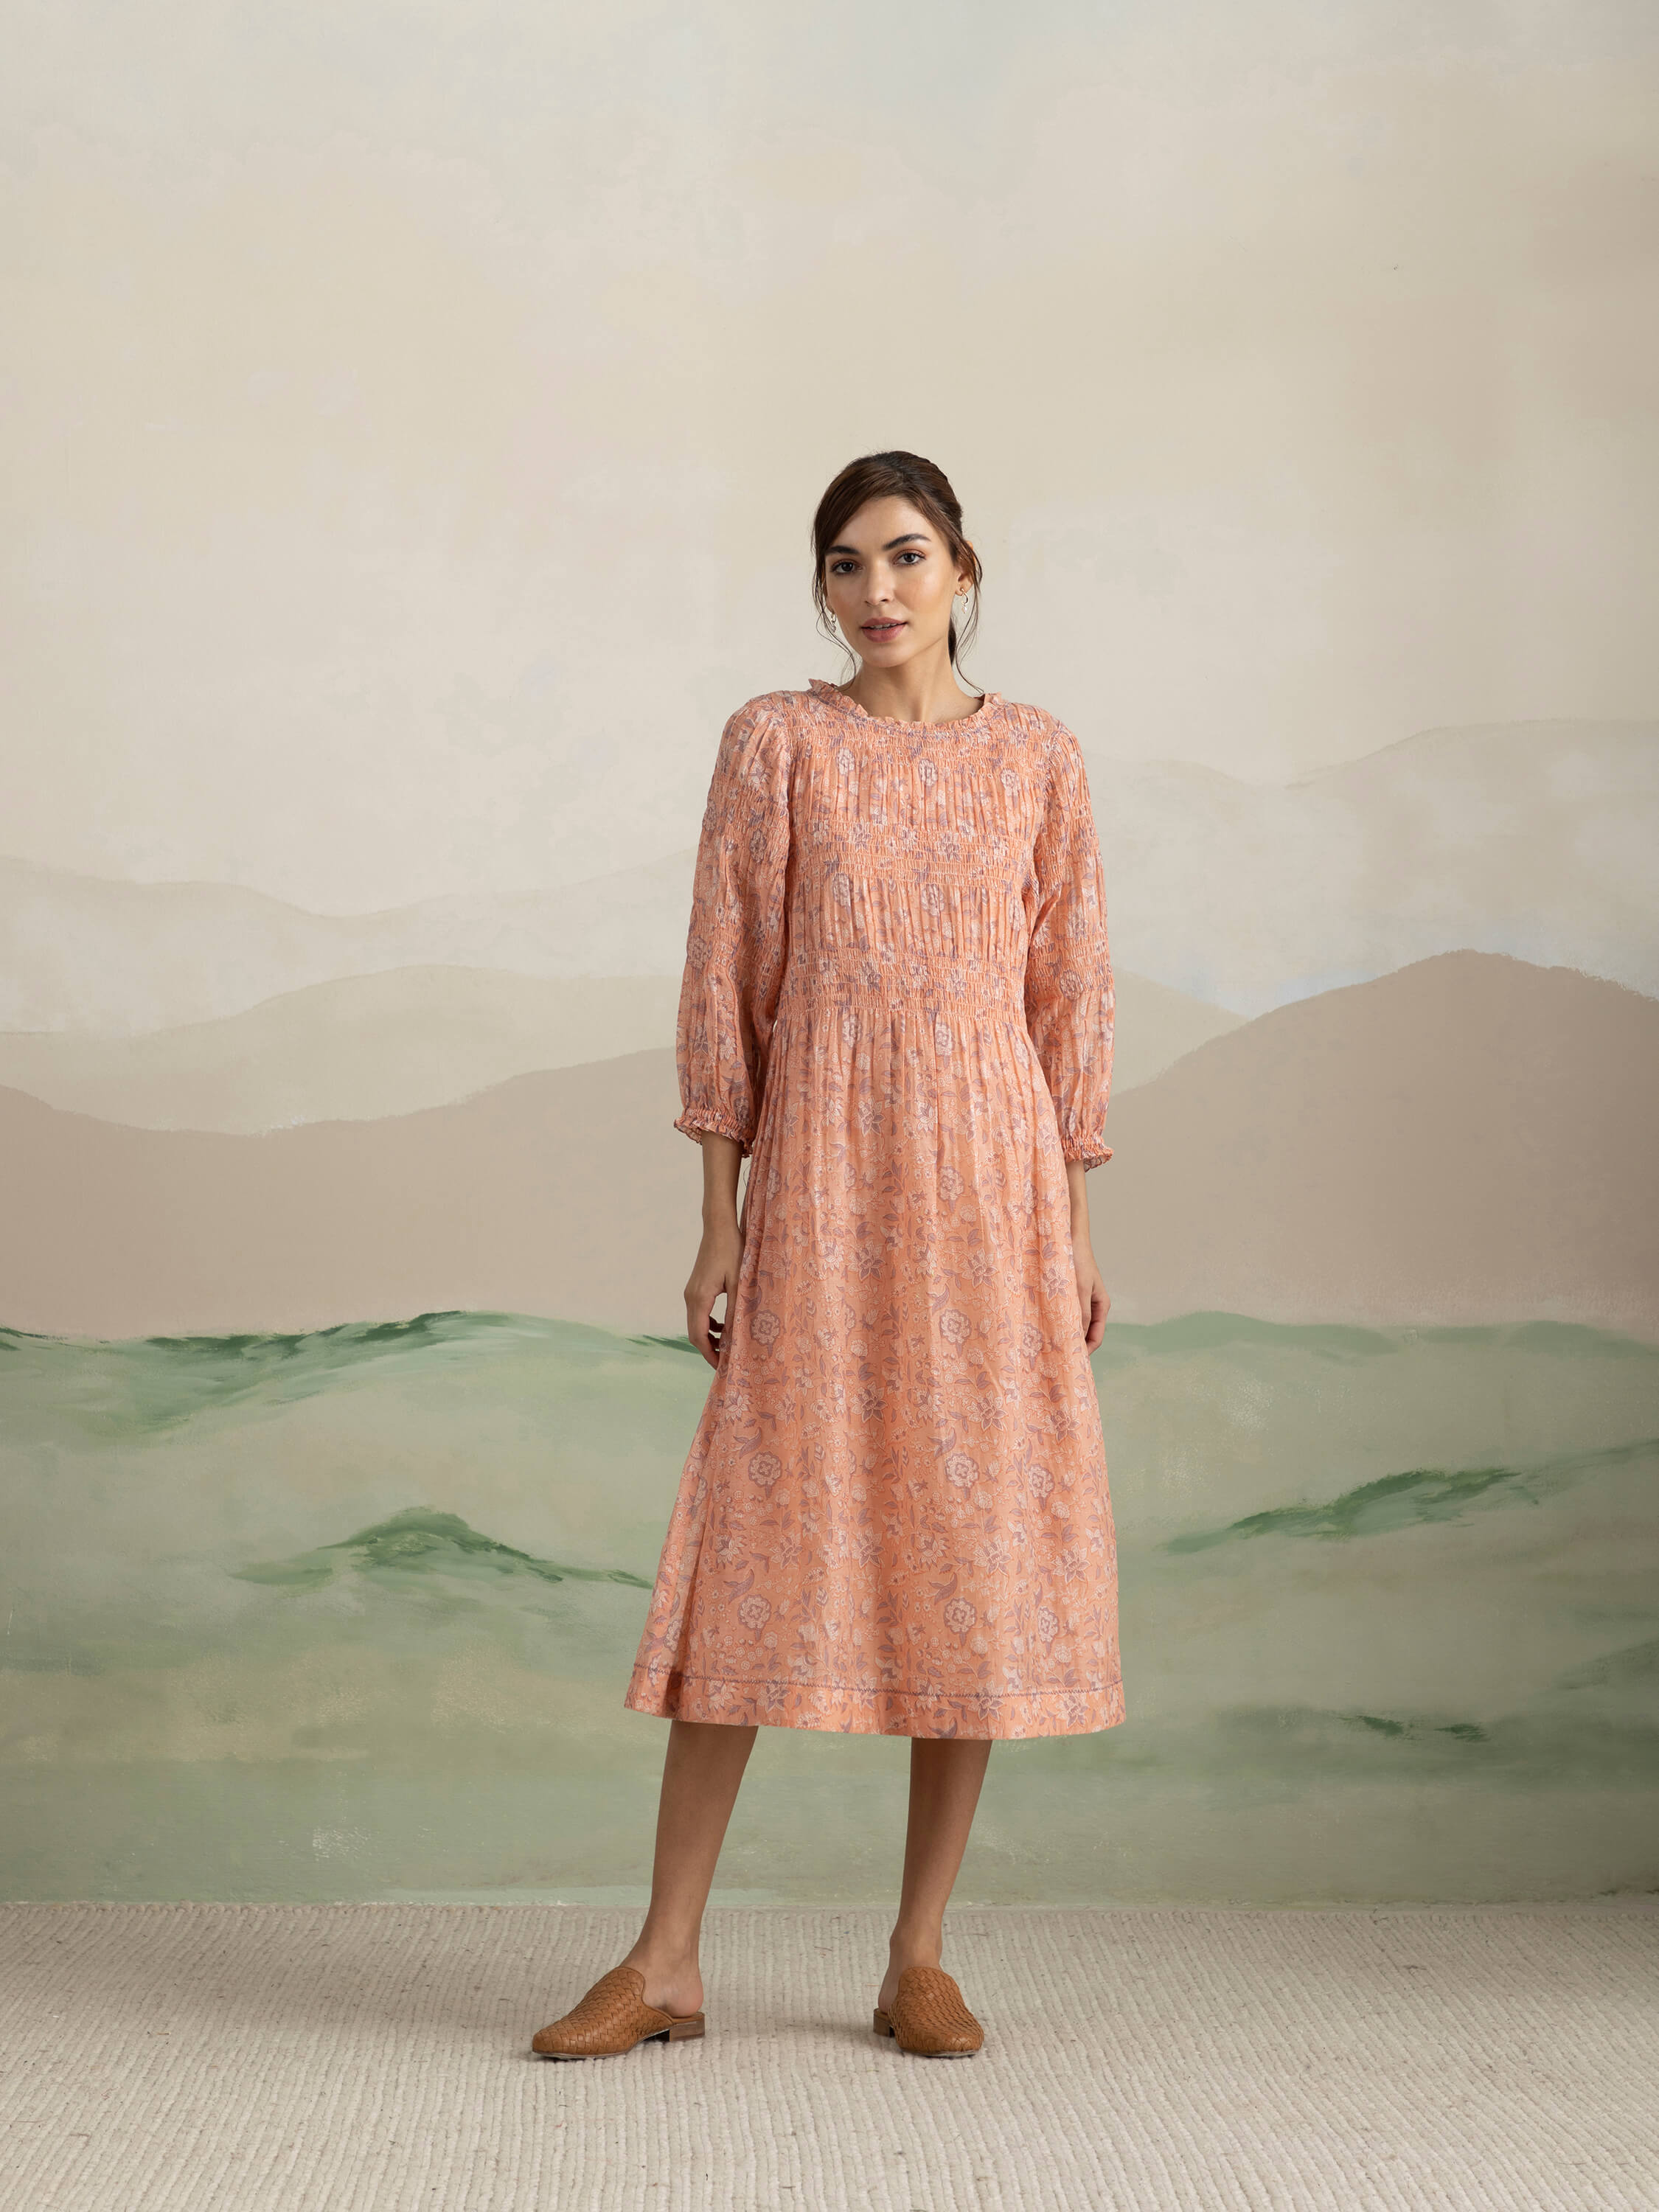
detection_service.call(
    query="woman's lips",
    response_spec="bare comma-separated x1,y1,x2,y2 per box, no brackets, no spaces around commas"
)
861,619,905,638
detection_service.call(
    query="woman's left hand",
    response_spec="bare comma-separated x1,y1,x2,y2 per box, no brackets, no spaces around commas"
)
1065,1160,1110,1352
1072,1240,1110,1353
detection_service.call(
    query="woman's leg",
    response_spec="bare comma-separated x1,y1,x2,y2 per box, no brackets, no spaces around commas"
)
877,1736,993,2011
615,1716,758,2016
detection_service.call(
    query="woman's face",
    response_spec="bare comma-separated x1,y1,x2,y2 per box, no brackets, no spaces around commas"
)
821,495,972,671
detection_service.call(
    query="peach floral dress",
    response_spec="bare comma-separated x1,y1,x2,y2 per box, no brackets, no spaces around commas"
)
624,678,1124,1739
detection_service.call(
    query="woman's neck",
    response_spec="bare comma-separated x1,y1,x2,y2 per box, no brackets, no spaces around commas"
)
840,653,982,726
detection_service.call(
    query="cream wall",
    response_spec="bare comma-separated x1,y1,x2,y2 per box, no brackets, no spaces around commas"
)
3,3,1656,1909
5,1,1655,911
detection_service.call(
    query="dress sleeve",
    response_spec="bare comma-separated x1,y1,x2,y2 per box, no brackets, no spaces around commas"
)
1023,718,1115,1168
672,697,793,1158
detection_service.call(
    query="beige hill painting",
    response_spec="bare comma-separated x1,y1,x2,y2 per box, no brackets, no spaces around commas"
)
3,710,1656,1907
4,720,1653,1037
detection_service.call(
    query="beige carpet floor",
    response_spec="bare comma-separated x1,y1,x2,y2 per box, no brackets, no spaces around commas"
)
1,1902,1655,2211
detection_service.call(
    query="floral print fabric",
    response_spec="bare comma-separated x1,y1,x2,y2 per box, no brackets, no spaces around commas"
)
624,678,1124,1738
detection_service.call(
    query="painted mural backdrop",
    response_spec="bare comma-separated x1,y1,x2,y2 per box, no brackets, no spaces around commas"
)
3,4,1656,1903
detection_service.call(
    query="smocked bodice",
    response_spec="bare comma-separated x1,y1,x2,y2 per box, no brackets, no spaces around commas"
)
782,680,1051,1020
670,682,1116,1169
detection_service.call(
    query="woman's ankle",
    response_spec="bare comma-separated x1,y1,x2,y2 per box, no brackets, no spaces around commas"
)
886,1924,945,1969
627,1921,700,1975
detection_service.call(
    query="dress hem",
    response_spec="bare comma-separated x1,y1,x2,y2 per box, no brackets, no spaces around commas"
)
623,1663,1127,1742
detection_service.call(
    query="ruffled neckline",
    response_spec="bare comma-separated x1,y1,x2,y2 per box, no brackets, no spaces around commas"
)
808,675,1002,733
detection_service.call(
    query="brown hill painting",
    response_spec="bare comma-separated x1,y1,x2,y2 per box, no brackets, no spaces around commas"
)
2,951,1653,1342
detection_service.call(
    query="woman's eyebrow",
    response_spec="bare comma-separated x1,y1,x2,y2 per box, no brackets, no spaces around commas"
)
825,532,931,557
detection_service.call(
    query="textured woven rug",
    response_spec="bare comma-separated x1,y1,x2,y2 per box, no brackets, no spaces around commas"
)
1,1902,1654,2211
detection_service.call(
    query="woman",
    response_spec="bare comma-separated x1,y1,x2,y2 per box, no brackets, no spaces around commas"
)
532,451,1123,2062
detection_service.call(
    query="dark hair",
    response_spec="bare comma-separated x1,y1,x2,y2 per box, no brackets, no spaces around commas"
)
810,451,984,681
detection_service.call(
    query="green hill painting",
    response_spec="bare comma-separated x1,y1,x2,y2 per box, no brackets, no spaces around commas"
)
232,1506,653,1593
3,1310,1655,1905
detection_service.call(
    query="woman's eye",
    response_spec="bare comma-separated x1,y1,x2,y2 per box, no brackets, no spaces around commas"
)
897,550,923,564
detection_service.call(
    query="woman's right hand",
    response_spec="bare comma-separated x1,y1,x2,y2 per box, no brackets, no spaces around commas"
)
686,1214,744,1369
684,1130,748,1368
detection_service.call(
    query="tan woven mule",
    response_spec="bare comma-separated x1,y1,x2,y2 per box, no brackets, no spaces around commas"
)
872,1965,984,2057
531,1964,706,2059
